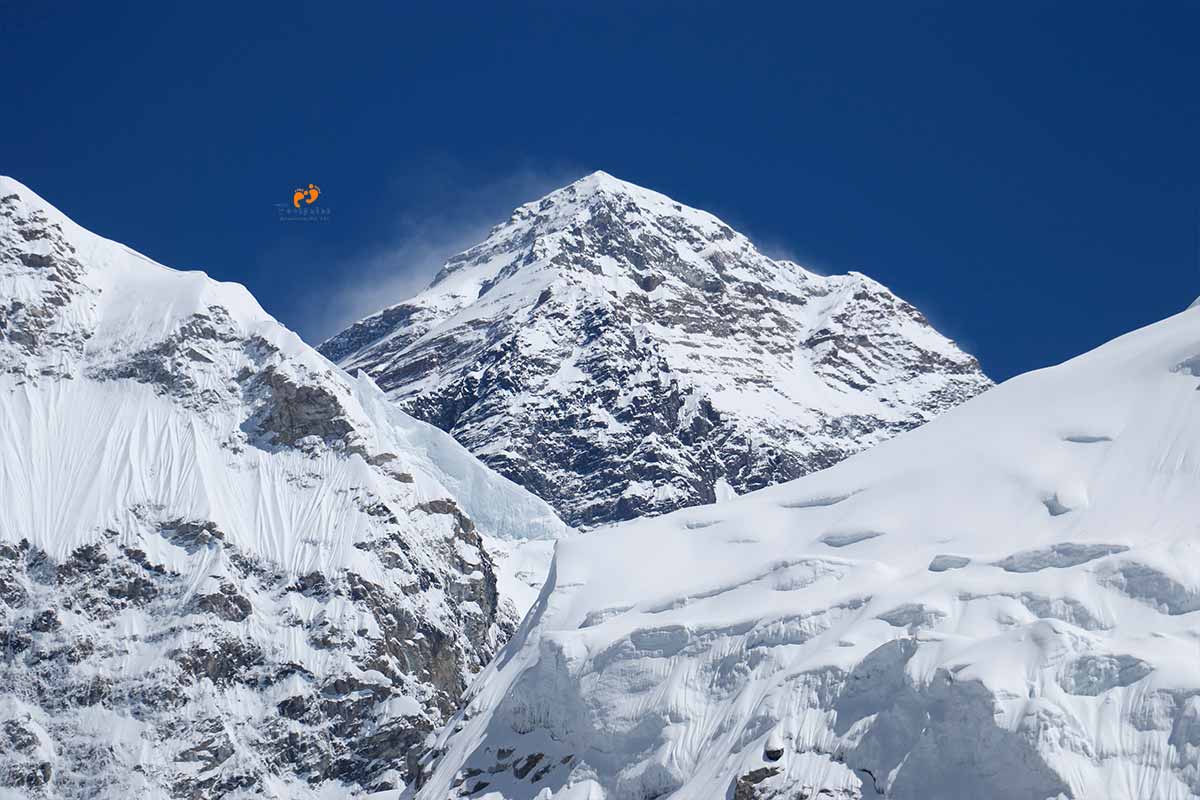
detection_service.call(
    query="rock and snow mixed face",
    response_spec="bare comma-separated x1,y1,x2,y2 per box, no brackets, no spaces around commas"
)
320,171,990,528
413,303,1200,800
0,177,566,799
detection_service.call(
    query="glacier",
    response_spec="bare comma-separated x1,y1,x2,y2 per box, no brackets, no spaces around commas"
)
412,299,1200,800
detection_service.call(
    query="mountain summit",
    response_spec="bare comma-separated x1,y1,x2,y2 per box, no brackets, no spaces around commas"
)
321,171,991,527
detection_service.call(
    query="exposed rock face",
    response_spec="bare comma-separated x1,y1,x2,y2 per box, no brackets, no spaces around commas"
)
322,171,990,528
0,190,93,378
0,176,565,799
1,515,503,798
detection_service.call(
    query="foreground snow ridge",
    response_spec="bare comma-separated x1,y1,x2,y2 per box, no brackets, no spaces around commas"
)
414,303,1200,800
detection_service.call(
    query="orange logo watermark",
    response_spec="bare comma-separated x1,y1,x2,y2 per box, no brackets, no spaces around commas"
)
293,183,321,208
276,183,331,223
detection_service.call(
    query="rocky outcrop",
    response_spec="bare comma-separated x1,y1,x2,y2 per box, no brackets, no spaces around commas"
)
0,190,93,378
0,493,509,798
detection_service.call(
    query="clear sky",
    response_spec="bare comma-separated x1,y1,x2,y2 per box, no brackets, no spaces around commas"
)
5,2,1199,380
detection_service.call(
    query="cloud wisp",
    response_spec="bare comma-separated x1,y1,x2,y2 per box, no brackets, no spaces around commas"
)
297,162,587,345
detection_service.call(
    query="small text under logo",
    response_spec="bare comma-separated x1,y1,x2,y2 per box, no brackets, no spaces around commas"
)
276,183,331,223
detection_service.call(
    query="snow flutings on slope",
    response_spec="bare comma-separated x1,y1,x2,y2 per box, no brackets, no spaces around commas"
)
413,302,1200,800
321,171,989,528
0,176,566,799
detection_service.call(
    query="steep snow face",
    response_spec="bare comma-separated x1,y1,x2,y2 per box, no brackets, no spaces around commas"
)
0,177,566,799
321,171,990,528
414,305,1200,800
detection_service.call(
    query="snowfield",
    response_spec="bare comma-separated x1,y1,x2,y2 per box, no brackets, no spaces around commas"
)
413,302,1200,800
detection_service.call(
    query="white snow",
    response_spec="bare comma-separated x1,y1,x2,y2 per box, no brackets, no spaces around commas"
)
0,175,567,562
323,170,989,530
0,175,570,799
336,174,977,438
416,301,1200,799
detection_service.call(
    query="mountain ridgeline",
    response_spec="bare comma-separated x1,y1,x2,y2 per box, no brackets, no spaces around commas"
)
413,293,1200,800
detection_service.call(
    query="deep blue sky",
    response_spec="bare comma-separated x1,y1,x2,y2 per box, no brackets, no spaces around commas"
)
5,2,1199,380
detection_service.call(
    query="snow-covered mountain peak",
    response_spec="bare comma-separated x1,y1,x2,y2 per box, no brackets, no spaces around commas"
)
2,175,570,547
0,175,312,380
321,173,990,527
509,168,720,225
540,168,659,202
414,168,779,315
0,178,567,798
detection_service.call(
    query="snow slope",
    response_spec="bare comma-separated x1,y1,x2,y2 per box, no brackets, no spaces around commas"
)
321,171,990,528
0,177,566,799
413,303,1200,800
